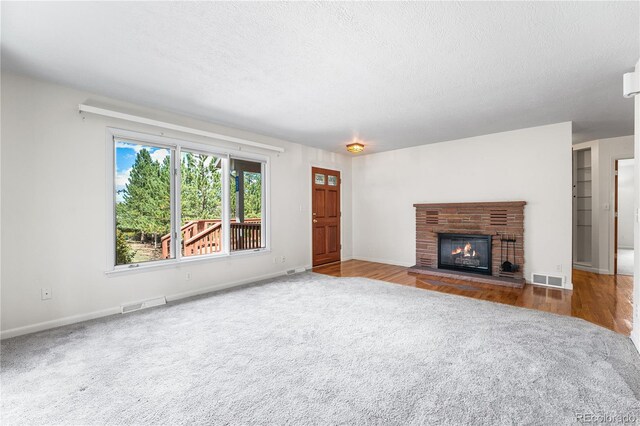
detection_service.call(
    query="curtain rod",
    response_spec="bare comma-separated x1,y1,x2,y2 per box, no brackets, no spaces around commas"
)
78,104,285,153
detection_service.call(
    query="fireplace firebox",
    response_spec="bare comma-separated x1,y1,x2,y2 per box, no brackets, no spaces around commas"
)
438,233,492,275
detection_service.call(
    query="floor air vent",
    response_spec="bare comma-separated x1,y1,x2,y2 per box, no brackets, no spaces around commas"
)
121,296,166,314
531,273,565,288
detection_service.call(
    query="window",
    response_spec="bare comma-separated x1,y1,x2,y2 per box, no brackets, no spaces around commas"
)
111,129,268,270
115,140,173,265
229,159,265,252
180,151,223,257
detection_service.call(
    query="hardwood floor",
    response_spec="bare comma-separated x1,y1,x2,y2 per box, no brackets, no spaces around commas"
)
313,260,634,336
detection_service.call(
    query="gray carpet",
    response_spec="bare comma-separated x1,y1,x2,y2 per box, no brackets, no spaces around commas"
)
2,273,640,425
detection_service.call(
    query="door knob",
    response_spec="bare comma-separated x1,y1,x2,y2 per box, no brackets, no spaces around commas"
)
313,219,318,223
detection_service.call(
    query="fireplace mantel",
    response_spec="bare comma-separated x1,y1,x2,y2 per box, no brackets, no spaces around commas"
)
410,201,526,288
413,201,526,209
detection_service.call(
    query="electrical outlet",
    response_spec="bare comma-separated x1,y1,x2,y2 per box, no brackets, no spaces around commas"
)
41,288,52,300
185,272,192,281
556,264,562,272
281,256,286,263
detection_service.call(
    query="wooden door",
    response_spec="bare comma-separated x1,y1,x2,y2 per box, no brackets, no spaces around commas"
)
312,167,341,266
614,160,619,274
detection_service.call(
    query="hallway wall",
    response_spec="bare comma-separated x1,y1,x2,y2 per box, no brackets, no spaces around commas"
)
617,159,634,249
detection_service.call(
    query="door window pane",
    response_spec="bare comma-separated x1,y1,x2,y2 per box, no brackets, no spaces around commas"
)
180,151,223,257
115,140,172,265
230,159,264,251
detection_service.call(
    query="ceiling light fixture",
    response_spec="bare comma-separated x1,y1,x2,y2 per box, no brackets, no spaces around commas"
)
346,141,365,153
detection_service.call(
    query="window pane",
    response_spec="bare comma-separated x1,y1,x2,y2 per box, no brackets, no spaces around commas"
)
115,140,172,265
230,159,264,251
180,151,223,257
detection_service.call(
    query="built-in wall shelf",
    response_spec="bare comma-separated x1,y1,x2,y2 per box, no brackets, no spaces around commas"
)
573,148,593,265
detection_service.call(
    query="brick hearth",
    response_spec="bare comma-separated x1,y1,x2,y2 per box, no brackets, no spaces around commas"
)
410,201,526,288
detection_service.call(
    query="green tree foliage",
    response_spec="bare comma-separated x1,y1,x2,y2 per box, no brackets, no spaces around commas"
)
115,229,135,265
180,153,222,222
229,171,261,219
117,149,171,245
242,172,262,218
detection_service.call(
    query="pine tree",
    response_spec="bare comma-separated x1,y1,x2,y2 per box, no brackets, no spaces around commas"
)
243,172,262,218
118,149,171,245
180,153,222,223
115,229,135,265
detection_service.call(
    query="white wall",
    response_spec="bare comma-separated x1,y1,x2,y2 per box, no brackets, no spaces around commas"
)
632,58,640,351
573,136,634,274
617,159,634,249
351,122,573,287
599,137,634,273
0,73,353,338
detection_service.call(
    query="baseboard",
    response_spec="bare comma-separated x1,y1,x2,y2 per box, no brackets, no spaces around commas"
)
351,256,414,268
0,307,122,340
165,266,309,302
1,266,308,340
572,264,610,275
631,328,640,353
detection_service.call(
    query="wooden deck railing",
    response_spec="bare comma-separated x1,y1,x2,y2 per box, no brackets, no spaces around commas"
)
230,222,262,251
161,218,262,258
182,220,219,241
184,222,223,256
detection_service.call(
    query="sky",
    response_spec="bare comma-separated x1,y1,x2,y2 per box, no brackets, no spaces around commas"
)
115,140,169,202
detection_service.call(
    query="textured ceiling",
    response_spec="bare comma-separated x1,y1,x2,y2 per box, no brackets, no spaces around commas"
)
2,1,638,153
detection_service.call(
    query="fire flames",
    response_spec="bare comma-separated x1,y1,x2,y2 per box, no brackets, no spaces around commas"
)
451,242,476,258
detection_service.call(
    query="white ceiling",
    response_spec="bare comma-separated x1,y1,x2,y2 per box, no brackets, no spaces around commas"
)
2,1,638,153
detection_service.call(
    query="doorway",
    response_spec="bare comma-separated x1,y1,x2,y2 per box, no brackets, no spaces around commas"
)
311,167,341,266
615,158,635,275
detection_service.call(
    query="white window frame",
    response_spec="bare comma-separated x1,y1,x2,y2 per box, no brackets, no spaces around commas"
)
106,127,270,274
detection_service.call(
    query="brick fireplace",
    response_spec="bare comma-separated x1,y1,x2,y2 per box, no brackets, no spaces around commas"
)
409,201,526,288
